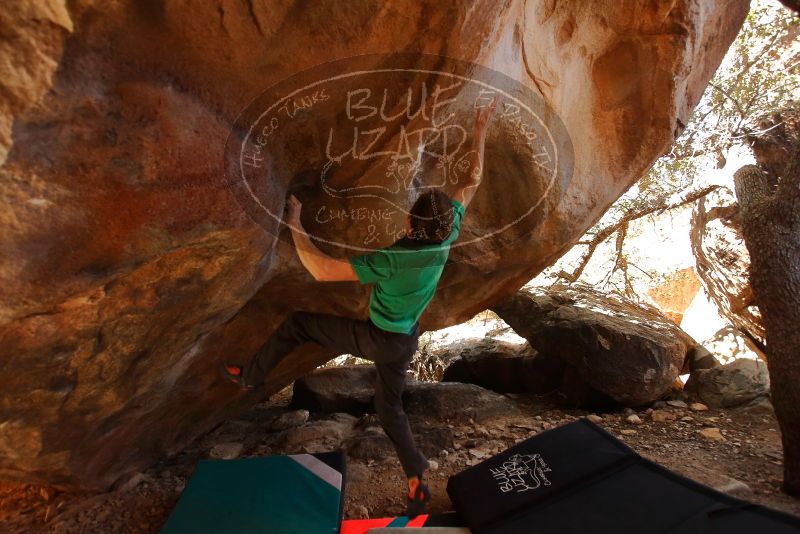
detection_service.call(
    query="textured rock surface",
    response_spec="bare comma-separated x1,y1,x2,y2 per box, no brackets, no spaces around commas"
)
404,382,521,424
646,267,702,325
344,426,453,462
291,365,519,424
0,0,747,488
291,366,380,415
686,358,770,408
275,417,358,453
492,285,701,406
442,337,564,393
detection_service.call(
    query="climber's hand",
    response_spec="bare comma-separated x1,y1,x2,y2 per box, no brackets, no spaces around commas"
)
474,95,497,134
285,194,303,227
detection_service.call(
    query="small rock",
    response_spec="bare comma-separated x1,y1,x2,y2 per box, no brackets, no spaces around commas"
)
689,402,708,412
210,442,244,459
651,410,676,423
680,416,694,422
345,431,394,461
666,400,688,409
268,410,310,430
626,414,643,425
279,419,355,450
354,505,369,520
697,428,726,442
652,401,668,409
620,429,637,436
469,448,489,460
428,460,439,471
623,408,635,416
586,414,603,424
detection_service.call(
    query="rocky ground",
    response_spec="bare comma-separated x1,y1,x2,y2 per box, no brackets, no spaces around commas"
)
1,382,799,533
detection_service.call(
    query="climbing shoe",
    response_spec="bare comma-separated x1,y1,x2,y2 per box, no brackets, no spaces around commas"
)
219,363,254,391
406,477,431,519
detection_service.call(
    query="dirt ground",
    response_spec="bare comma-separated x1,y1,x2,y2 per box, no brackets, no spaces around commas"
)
2,387,799,533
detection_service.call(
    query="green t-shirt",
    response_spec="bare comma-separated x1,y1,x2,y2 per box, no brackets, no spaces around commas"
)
349,198,465,334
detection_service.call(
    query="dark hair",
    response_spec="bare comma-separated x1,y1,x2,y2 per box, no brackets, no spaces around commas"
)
405,189,455,245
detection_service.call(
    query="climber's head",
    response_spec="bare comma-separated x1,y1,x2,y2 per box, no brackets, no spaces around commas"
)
406,189,455,245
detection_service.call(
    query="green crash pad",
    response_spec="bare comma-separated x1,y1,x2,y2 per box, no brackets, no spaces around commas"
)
160,452,345,534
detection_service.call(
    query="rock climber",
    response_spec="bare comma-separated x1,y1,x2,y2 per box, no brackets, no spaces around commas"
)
222,96,497,517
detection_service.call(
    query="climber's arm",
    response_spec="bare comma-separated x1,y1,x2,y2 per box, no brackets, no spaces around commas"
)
454,96,497,209
285,195,359,282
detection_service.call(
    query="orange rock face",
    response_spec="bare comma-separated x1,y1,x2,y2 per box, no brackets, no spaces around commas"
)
0,0,747,488
648,267,702,325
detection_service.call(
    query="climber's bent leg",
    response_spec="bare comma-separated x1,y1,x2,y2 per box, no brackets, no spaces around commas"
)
241,311,368,386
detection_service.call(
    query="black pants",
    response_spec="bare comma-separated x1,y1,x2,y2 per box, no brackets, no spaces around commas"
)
242,311,429,478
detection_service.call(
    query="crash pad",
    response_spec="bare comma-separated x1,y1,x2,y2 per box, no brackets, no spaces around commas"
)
160,452,345,534
447,419,800,533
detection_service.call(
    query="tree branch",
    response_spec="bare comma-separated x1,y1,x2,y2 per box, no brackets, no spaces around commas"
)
556,186,720,283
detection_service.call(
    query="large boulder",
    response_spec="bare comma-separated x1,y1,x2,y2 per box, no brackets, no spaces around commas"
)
0,0,747,488
442,337,564,393
685,358,770,408
291,365,379,415
291,365,520,423
404,382,521,424
492,285,705,406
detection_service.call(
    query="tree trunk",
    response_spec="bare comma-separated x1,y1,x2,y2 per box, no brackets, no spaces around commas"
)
690,188,766,354
734,139,800,495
